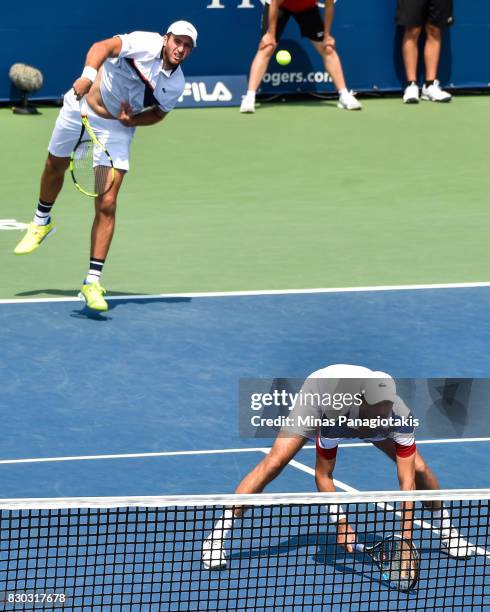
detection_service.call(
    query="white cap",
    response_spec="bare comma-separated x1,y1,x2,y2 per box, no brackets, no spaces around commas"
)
167,20,198,47
361,371,397,405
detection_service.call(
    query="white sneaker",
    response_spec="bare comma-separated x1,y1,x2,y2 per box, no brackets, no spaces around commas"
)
202,538,228,570
440,529,475,558
337,90,362,111
421,80,452,103
403,83,420,104
240,94,255,113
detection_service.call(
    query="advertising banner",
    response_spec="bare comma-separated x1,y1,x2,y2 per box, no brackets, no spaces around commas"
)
177,75,247,108
1,1,489,102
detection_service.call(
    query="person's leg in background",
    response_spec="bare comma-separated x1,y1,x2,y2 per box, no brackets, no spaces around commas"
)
420,8,452,103
240,4,288,113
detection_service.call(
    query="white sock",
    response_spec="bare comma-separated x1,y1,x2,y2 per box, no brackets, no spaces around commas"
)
246,90,256,100
338,88,348,97
33,200,54,226
85,273,100,284
210,509,235,541
85,258,105,285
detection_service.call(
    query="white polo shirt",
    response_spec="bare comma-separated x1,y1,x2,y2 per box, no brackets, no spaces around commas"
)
285,364,416,452
291,364,395,417
100,31,185,118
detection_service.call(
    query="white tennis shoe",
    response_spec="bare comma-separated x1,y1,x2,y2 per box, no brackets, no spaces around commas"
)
202,538,228,569
421,80,452,103
440,529,475,558
240,94,256,113
338,90,362,111
403,83,420,104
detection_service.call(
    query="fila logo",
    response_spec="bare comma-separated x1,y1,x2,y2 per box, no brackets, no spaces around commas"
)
179,82,233,103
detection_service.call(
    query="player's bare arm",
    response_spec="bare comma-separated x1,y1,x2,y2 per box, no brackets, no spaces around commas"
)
118,103,167,128
396,452,416,492
73,37,123,100
396,451,416,540
315,450,356,553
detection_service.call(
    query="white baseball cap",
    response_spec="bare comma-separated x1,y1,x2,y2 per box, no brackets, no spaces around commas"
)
167,20,198,47
361,372,397,405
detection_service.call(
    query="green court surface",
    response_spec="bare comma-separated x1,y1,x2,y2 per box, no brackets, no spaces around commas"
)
1,96,489,299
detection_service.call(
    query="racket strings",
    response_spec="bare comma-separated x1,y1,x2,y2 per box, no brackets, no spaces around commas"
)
72,136,114,197
380,538,418,591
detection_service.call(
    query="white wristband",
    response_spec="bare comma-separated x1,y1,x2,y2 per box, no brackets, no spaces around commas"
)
81,66,98,82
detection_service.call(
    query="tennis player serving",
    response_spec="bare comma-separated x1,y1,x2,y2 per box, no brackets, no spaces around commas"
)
203,365,473,569
14,21,197,311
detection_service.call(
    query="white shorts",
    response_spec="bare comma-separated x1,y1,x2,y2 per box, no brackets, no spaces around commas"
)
48,90,136,171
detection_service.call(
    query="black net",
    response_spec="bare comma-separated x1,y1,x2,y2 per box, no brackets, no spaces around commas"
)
0,490,488,611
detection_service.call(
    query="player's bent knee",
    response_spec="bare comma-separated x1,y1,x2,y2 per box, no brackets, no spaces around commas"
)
45,154,69,176
97,197,117,217
414,452,427,474
263,454,287,478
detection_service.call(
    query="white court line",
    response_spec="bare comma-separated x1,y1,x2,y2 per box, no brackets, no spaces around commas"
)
1,437,489,465
0,448,274,465
2,280,490,305
268,451,396,496
260,450,490,558
1,442,488,556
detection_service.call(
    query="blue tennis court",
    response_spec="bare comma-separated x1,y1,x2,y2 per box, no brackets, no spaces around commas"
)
1,284,489,610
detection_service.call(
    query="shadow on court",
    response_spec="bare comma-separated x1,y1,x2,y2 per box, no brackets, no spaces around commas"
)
16,289,82,297
15,289,171,298
227,530,401,596
229,530,334,562
70,296,192,321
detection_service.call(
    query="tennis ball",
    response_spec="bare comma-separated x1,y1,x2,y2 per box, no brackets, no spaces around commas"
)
276,50,291,66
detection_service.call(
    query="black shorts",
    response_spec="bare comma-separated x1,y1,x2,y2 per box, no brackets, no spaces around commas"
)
396,0,454,28
261,4,324,42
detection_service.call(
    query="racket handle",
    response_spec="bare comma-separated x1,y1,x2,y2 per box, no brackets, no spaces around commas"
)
353,543,365,553
79,96,89,117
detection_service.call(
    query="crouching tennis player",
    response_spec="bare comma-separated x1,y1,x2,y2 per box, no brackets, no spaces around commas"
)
14,21,197,311
202,364,473,569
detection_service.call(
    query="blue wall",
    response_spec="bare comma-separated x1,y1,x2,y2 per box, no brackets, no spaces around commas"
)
2,0,490,101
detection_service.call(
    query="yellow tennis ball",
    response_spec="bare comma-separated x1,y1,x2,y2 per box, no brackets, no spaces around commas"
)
276,50,291,66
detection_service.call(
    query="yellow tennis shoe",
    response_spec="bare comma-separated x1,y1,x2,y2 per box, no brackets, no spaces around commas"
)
79,282,109,312
13,221,56,255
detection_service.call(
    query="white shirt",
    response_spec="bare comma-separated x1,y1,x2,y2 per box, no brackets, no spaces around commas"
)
297,364,390,416
100,31,185,118
286,364,415,446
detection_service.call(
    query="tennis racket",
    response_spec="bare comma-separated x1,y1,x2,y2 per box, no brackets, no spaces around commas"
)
70,98,115,198
354,535,419,592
